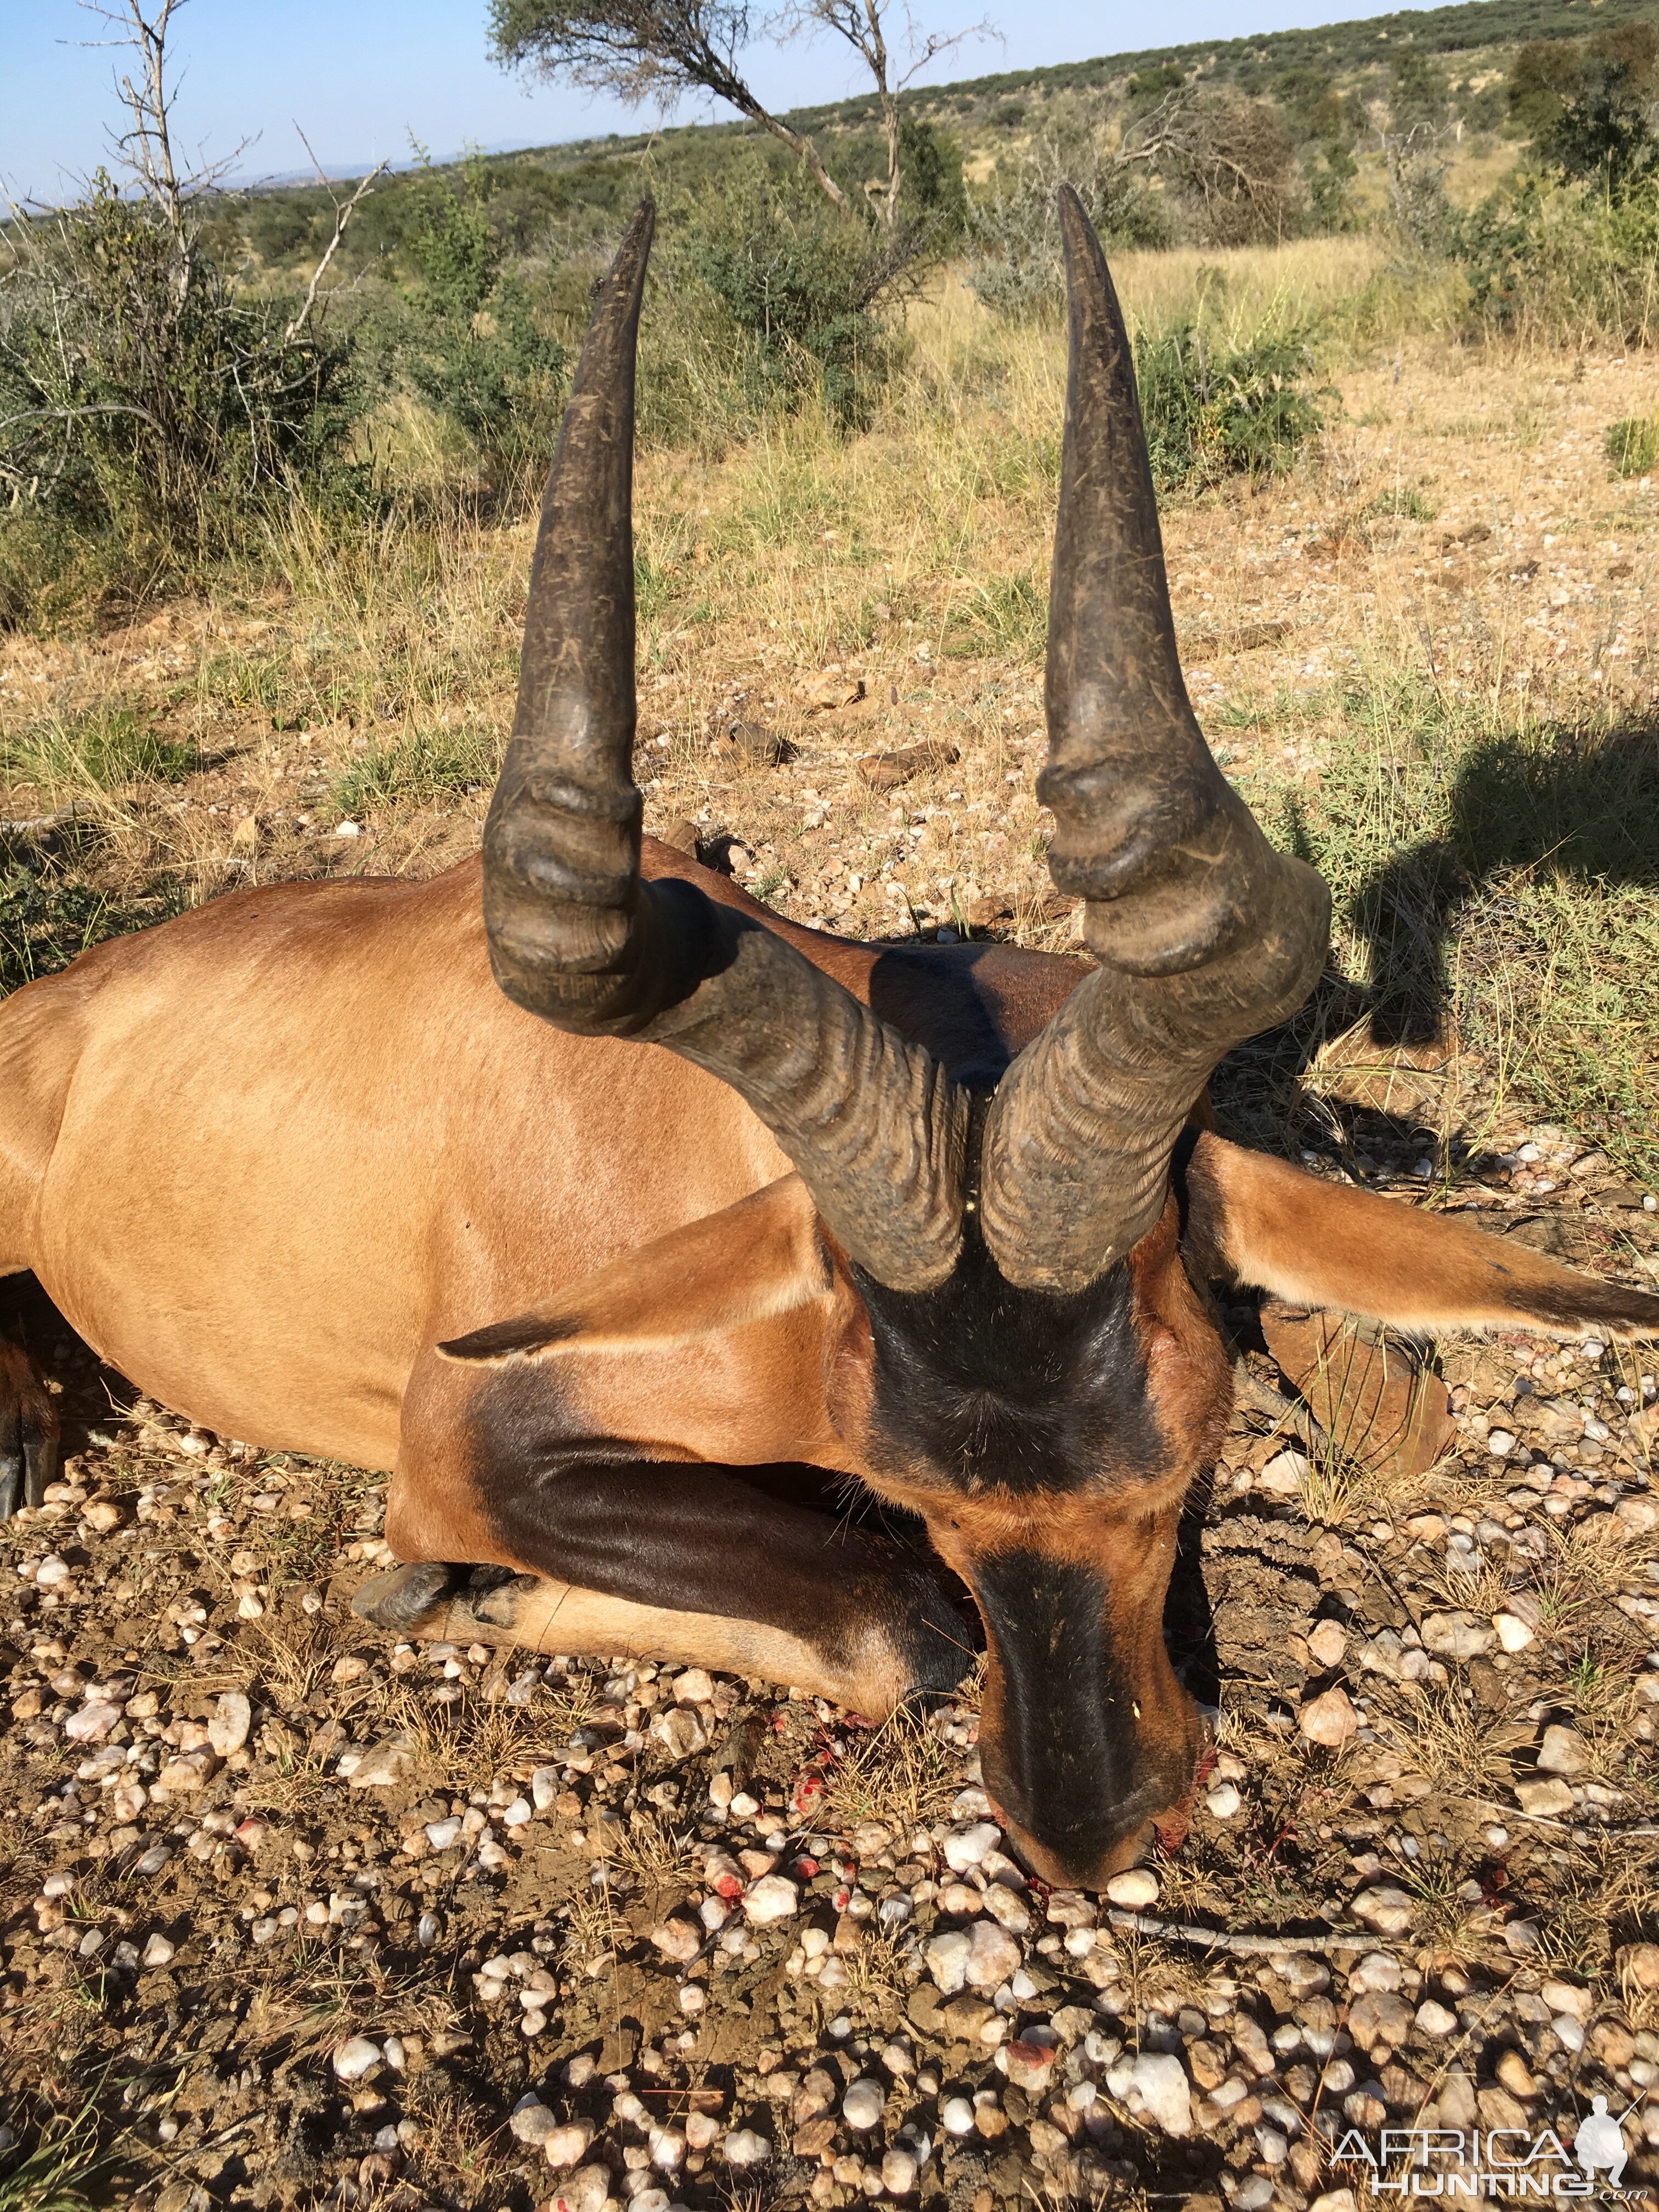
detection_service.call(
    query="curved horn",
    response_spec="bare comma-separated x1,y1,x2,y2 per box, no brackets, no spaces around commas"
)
483,202,968,1292
979,187,1329,1294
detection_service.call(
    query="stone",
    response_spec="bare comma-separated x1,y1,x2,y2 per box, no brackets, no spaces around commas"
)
1351,1887,1417,1938
1308,1620,1348,1668
674,1668,714,1703
1487,1430,1517,1457
142,1933,175,1968
1300,1686,1358,1748
1421,1611,1496,1660
64,1702,122,1744
1438,2071,1477,2128
1615,1496,1659,1534
940,2097,975,2137
543,2121,596,2169
1128,2051,1192,2136
1415,2000,1459,2036
1495,2050,1537,2098
510,2102,560,2146
1350,1951,1402,1993
980,1882,1029,1935
1204,1781,1243,1820
1311,2194,1359,2212
1231,2015,1276,2076
964,1920,1020,1992
1502,1919,1543,1958
208,1690,251,1759
724,2129,771,2165
1515,1777,1575,1818
881,2149,918,2196
651,1917,702,1963
654,1707,706,1758
1617,1942,1659,1991
1493,1613,1536,1654
332,2037,381,2082
1003,2040,1056,2092
1348,1991,1413,2052
550,2164,612,2212
925,1930,971,1996
941,1821,1000,1873
1541,1978,1591,2019
349,1741,412,1790
742,1876,798,1925
1476,2087,1529,2131
1258,1449,1309,1497
843,2080,884,2130
1105,1868,1158,1910
685,2112,719,2152
1536,1725,1588,1776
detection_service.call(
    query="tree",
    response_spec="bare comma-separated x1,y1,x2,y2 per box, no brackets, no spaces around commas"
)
489,0,851,208
776,2,992,226
0,1,378,545
488,0,992,222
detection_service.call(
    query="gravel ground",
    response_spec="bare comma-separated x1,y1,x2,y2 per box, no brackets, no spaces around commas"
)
3,1118,1658,2210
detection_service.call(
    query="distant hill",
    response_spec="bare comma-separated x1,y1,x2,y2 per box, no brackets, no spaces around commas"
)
201,0,1647,283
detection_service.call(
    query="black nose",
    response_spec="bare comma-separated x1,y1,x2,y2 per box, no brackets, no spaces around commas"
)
970,1547,1150,1877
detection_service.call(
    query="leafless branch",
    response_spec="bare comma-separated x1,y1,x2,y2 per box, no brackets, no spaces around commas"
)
780,0,997,224
282,129,389,343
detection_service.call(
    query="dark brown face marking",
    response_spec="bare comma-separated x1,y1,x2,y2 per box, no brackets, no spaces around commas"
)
833,1186,1231,1884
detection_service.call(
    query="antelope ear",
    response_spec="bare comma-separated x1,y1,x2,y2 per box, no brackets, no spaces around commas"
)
438,1175,832,1362
1182,1131,1659,1341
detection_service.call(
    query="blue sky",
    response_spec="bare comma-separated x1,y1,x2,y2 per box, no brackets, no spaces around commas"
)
3,0,1450,205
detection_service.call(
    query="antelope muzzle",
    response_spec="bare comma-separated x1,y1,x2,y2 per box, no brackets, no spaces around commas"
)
921,1487,1205,1888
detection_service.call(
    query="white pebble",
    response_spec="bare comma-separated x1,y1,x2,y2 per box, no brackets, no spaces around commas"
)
882,2149,918,2196
511,2101,560,2145
723,2129,771,2165
208,1690,251,1759
843,2079,885,2131
1553,2014,1585,2055
64,1701,122,1743
1105,1868,1159,1910
1205,1780,1243,1820
1129,2051,1192,2135
1493,1613,1535,1654
500,1796,533,1827
742,1875,799,1925
1487,1429,1517,1458
141,1933,175,1967
925,1928,970,1995
941,1820,1000,1873
940,2097,976,2137
543,2121,596,2170
331,2036,381,2081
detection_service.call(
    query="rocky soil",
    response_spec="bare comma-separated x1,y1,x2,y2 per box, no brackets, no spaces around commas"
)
3,1122,1658,2210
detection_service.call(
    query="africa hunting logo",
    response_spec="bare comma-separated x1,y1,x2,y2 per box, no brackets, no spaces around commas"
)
1333,2099,1646,2198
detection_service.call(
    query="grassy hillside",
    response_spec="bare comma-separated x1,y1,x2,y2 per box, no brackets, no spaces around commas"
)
206,0,1650,286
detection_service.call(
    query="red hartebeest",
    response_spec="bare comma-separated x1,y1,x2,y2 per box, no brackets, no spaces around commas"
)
1,193,1655,1887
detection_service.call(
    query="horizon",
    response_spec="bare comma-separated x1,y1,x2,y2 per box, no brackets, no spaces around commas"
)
4,0,1464,207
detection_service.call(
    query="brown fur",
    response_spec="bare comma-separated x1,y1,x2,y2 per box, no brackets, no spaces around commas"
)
3,838,1655,1883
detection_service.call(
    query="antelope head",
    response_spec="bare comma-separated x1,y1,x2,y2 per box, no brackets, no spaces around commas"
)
463,196,1658,1886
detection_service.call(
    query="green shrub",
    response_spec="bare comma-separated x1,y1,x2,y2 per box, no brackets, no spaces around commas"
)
1135,323,1325,492
1449,174,1659,346
0,176,364,567
1606,414,1659,475
681,172,922,431
397,150,568,473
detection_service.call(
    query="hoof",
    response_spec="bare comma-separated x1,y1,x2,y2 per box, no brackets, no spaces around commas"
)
352,1560,465,1634
0,1341,58,1521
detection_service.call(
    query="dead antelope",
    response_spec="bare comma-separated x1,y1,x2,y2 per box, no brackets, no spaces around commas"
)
2,192,1655,1888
